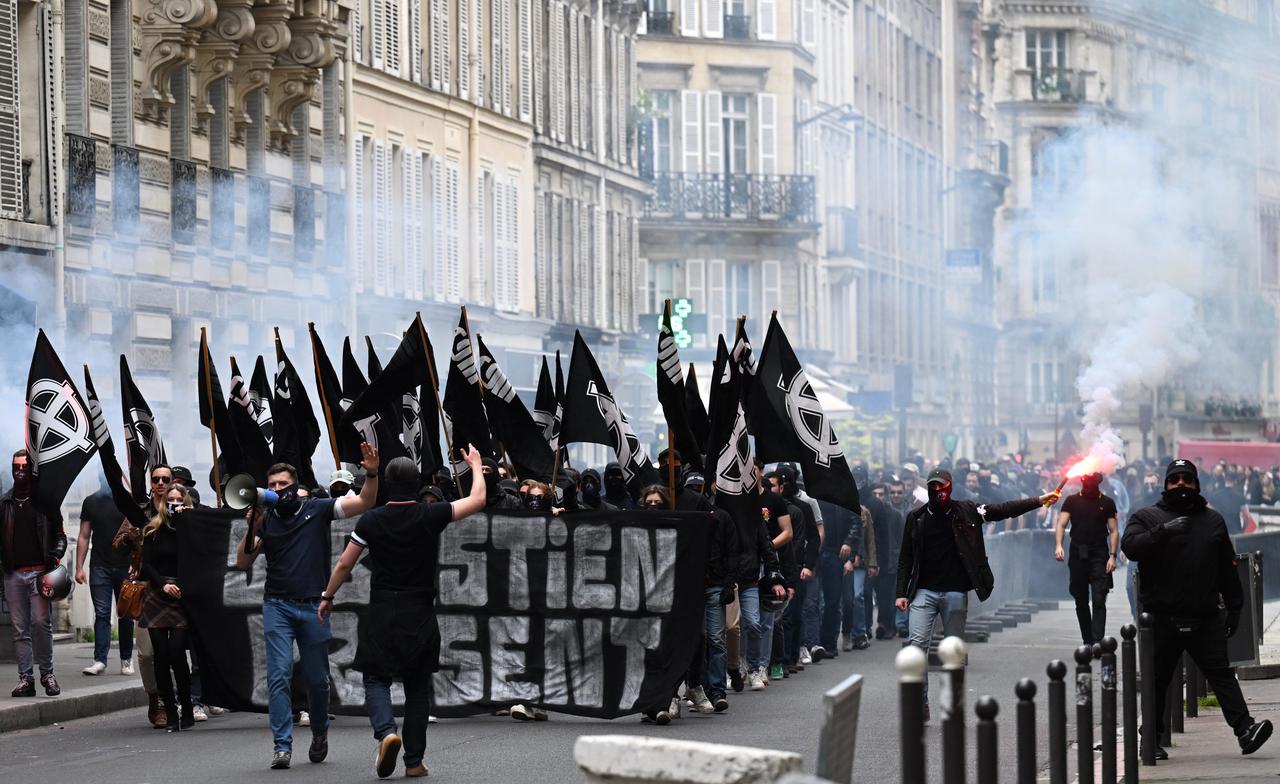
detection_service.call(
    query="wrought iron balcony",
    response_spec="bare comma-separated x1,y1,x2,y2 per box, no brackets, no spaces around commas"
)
210,167,235,250
248,174,270,256
112,144,139,238
65,133,96,229
647,11,675,35
1031,68,1085,102
644,173,817,224
171,159,197,244
724,14,751,39
293,185,315,260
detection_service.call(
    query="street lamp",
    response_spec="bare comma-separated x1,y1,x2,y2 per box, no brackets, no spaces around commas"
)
795,103,864,130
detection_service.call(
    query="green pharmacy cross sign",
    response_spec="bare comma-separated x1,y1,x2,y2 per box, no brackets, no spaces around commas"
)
663,297,695,349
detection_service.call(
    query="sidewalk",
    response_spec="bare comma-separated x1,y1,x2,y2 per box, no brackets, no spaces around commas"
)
0,640,147,733
1119,598,1280,783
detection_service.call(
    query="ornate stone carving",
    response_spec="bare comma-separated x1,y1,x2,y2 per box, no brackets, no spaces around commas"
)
266,9,338,147
193,0,256,130
229,0,293,142
139,0,218,121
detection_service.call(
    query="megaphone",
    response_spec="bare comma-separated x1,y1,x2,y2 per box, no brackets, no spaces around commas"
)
223,473,279,511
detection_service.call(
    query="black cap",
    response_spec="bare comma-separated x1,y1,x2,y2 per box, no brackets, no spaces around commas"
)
926,468,953,487
1165,459,1198,484
172,466,194,484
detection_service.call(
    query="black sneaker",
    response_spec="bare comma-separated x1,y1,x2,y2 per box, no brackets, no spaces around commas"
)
270,751,292,770
1240,719,1273,755
309,733,328,763
1154,746,1169,760
711,694,729,713
40,673,60,696
729,668,744,693
809,645,826,662
375,733,401,778
10,677,34,697
898,628,909,638
852,637,870,650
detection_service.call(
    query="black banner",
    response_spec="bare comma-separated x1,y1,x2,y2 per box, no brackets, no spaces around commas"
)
26,329,98,517
179,507,709,719
657,301,703,472
272,334,321,489
476,335,554,481
120,354,168,505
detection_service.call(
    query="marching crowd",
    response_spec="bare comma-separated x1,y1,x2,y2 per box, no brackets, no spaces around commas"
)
4,443,1276,775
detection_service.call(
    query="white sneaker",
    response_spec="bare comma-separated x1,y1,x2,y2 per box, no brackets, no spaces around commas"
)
799,646,812,665
298,710,311,727
120,660,134,676
428,715,439,724
667,697,682,720
749,670,766,691
511,704,534,721
206,705,229,715
192,705,209,722
689,686,715,714
82,661,107,676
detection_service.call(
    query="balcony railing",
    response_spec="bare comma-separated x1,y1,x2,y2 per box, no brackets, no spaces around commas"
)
647,11,675,35
210,166,235,250
66,133,96,229
294,184,315,260
1031,68,1085,102
171,159,197,244
724,14,751,39
112,144,139,238
248,175,270,255
644,173,816,223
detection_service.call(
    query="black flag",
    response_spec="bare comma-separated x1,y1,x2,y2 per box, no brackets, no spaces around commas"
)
413,323,445,478
272,333,320,489
342,337,368,408
705,335,758,545
476,335,555,481
552,351,565,454
198,329,244,486
657,300,703,472
24,331,97,517
339,320,429,463
561,331,658,497
684,363,710,457
365,336,383,382
309,326,360,467
120,355,168,505
249,357,274,450
83,367,146,527
442,311,495,473
755,313,860,512
228,357,274,484
532,356,556,441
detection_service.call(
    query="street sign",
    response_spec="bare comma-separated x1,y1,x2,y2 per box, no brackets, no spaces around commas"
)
943,433,959,454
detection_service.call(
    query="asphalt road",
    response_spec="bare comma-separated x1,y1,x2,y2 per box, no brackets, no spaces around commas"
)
1,589,1124,783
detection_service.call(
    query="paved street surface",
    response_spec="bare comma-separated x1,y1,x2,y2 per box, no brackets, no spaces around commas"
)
0,570,1171,782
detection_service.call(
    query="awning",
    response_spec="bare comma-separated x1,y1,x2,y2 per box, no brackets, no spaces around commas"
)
1177,440,1280,469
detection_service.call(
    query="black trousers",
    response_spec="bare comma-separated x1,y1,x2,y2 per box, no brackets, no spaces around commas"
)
149,627,192,715
1152,612,1252,736
1068,543,1112,644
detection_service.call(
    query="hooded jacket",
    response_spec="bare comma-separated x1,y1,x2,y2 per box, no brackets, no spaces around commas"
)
1121,494,1242,617
0,491,67,572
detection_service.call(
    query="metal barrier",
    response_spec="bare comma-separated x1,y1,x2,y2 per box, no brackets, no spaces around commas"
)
815,673,863,784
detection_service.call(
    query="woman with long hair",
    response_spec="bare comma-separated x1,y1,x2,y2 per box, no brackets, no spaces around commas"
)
139,485,195,732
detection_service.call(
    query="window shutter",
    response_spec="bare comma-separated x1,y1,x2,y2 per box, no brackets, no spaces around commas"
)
0,0,20,219
533,0,543,132
687,258,705,345
551,4,565,141
430,155,445,297
351,0,363,64
457,0,469,98
491,0,502,112
373,141,389,294
506,179,519,311
704,90,722,175
568,11,579,144
409,0,422,81
371,0,385,70
763,259,780,315
549,194,562,318
708,259,725,337
802,0,815,48
446,159,461,301
410,151,425,297
501,0,512,115
518,0,531,121
593,204,606,326
386,0,401,73
680,0,699,36
473,0,484,104
757,92,776,174
477,172,489,303
534,189,547,316
428,0,442,89
354,135,366,291
401,150,414,294
757,0,775,40
581,15,592,151
702,0,722,37
615,31,626,164
681,90,702,173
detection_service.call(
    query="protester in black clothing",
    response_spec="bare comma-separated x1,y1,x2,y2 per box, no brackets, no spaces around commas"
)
481,457,522,510
602,462,636,510
1122,459,1273,758
768,467,818,672
140,486,196,732
521,481,554,513
693,498,737,714
659,450,713,512
1054,473,1118,645
579,469,605,510
319,447,487,779
74,476,134,676
816,498,859,658
1207,472,1247,535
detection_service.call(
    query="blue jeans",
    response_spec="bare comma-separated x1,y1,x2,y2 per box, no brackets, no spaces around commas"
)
4,570,53,680
801,575,823,648
908,589,968,703
263,598,332,751
819,550,846,650
844,568,867,640
89,563,134,664
738,586,766,672
364,671,433,768
703,587,727,697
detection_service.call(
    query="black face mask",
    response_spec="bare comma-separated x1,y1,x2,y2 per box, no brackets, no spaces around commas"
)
484,471,500,497
604,476,627,498
524,494,550,513
275,484,301,516
11,463,31,497
1162,485,1199,510
643,500,665,510
1081,477,1102,498
582,483,601,506
927,483,952,513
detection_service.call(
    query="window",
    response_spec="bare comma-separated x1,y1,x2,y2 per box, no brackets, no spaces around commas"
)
1028,359,1068,405
725,261,751,335
1030,235,1059,304
1026,29,1068,82
0,0,23,219
652,91,674,172
1032,130,1073,203
722,93,749,174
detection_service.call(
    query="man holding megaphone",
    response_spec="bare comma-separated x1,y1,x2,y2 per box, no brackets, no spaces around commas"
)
235,442,381,771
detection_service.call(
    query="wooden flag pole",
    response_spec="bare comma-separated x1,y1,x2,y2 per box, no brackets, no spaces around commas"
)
308,322,343,468
199,327,223,507
416,313,455,465
668,430,677,510
550,444,562,491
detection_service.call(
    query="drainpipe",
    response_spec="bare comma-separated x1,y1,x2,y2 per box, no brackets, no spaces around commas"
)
344,44,357,335
595,2,607,330
469,108,481,304
49,0,66,340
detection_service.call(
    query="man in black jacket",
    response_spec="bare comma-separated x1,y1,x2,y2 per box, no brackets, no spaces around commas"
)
1122,459,1272,757
2,450,67,698
895,468,1056,717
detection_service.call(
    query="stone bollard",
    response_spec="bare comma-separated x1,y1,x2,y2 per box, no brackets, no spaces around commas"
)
574,735,804,784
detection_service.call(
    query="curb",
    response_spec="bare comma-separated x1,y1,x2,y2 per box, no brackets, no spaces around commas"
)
1238,663,1280,681
0,683,148,733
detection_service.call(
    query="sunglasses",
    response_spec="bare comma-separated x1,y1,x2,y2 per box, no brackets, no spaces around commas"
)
151,475,173,484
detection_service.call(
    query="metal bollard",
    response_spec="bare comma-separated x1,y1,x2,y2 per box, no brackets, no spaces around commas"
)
1139,612,1157,766
1121,624,1139,782
940,637,968,784
897,645,927,784
1100,638,1118,784
1170,655,1184,734
1016,679,1038,784
1185,653,1199,719
1076,646,1096,784
1048,659,1069,784
976,696,999,784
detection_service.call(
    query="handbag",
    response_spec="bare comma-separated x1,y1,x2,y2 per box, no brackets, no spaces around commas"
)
117,551,147,620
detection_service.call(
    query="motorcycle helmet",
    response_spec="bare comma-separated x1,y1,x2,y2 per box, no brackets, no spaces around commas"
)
38,564,74,601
